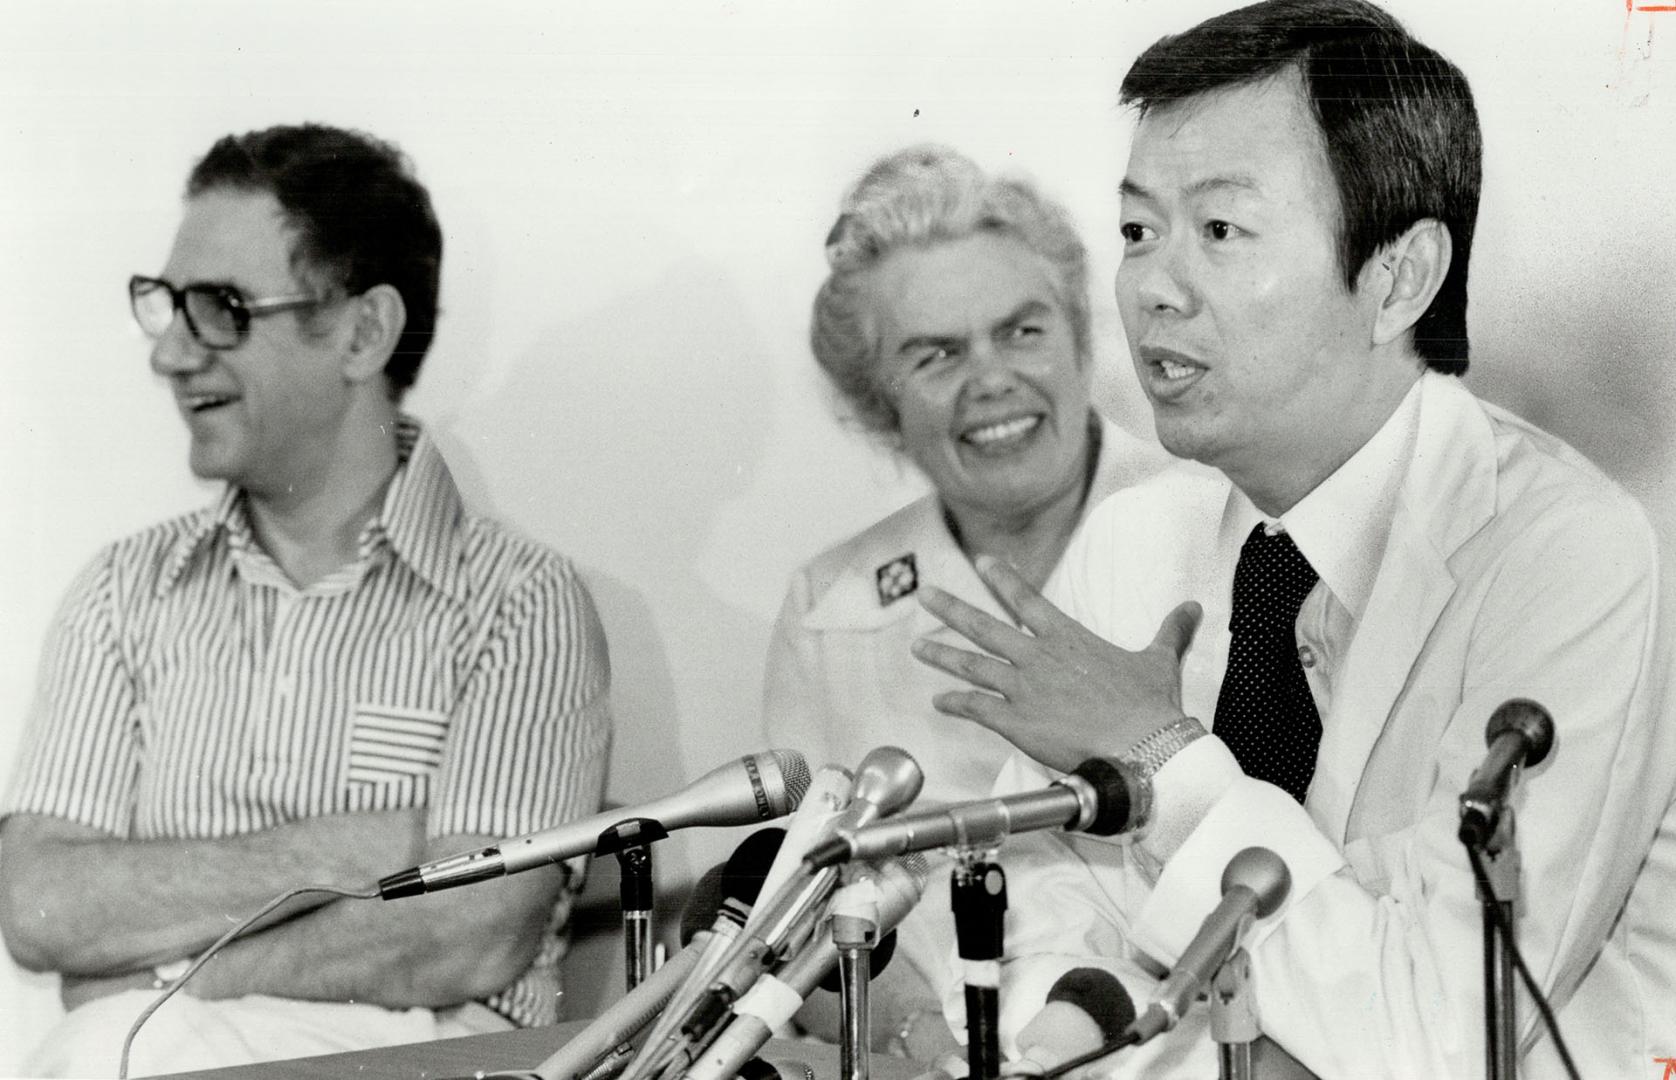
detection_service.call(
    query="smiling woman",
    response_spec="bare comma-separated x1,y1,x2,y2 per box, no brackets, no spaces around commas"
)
761,144,1168,1058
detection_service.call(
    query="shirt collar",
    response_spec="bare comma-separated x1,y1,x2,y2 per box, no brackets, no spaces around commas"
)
803,410,1136,632
1219,377,1424,621
157,486,244,597
156,414,469,602
367,415,470,602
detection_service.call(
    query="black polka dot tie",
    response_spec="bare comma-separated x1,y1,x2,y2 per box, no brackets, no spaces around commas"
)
1213,525,1322,803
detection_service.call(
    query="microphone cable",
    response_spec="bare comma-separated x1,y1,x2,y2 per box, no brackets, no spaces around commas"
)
1025,1026,1146,1073
1464,844,1581,1080
1034,1029,1142,1079
118,882,379,1080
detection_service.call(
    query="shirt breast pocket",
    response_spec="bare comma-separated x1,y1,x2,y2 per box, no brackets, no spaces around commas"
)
345,705,450,808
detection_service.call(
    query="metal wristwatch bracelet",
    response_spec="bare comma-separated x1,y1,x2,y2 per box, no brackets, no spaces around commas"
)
1121,716,1209,782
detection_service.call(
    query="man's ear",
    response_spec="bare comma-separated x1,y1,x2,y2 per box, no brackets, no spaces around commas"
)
342,284,407,384
1367,219,1452,348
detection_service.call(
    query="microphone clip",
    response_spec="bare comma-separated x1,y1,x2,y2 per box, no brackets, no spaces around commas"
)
595,817,671,856
597,817,671,991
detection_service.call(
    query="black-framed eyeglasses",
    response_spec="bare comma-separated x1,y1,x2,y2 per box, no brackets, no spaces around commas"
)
129,274,325,350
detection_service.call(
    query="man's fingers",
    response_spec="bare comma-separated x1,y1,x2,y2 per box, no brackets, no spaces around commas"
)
919,584,1033,660
930,688,1012,729
1153,600,1203,660
911,638,1017,695
973,554,1072,635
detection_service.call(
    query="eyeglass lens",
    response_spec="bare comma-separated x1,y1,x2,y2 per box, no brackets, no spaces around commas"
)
131,279,245,347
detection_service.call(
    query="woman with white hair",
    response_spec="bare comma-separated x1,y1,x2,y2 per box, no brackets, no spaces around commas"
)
763,145,1167,1058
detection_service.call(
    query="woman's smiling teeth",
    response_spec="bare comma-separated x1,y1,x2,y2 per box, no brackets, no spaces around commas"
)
1159,358,1197,380
963,415,1041,449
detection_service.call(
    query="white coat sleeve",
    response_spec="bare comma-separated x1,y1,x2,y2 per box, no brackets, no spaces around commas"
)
1134,496,1668,1078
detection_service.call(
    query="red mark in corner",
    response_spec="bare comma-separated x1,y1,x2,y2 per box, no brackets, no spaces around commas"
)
1630,0,1676,12
1655,1056,1676,1080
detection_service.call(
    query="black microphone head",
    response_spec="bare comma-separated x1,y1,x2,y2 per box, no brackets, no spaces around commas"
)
1221,846,1290,918
870,927,899,977
721,826,787,907
680,863,729,945
1069,757,1142,836
1045,967,1137,1042
737,1058,782,1080
680,827,786,944
1486,699,1554,768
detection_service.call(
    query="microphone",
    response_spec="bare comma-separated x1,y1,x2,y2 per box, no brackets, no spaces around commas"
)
1014,968,1138,1074
825,745,926,835
720,748,924,1001
684,827,785,943
679,863,731,946
679,828,788,988
1458,699,1555,847
747,765,855,929
601,830,784,1080
683,854,932,1080
379,750,811,898
632,751,924,1080
816,930,897,993
525,930,713,1080
804,757,1147,869
533,831,787,1080
736,1059,784,1080
1129,847,1289,1044
623,776,848,1080
726,747,923,986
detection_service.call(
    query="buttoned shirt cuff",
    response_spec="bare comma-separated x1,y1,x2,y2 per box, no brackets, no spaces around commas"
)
1130,772,1346,965
1131,734,1243,878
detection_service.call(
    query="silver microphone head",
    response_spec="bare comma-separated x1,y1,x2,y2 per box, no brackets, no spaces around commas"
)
1220,846,1290,918
760,749,813,815
846,746,924,826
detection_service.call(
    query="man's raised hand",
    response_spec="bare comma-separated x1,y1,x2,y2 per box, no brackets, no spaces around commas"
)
911,554,1201,773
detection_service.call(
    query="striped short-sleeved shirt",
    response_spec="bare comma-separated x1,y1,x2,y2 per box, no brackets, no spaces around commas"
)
2,417,612,1027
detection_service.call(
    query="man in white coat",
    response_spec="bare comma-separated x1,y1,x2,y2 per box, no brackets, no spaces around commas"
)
913,1,1674,1076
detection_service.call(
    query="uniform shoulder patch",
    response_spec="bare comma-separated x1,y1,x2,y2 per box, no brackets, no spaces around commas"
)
874,553,919,606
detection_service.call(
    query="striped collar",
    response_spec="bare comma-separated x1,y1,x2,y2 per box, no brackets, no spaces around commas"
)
157,415,469,602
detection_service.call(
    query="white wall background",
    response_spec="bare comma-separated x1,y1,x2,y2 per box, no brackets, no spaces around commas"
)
1,0,1672,1069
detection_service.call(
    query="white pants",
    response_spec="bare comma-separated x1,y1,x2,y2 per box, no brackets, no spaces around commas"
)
22,990,510,1078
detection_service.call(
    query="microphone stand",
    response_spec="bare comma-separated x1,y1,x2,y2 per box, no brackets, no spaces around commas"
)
830,879,881,1080
1210,947,1257,1080
1464,807,1520,1080
951,850,1007,1080
597,818,670,990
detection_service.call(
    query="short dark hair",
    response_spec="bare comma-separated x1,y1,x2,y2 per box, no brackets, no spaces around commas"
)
1120,0,1480,374
186,123,443,397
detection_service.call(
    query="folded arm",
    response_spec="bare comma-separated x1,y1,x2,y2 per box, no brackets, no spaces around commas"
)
0,808,423,977
169,830,565,1008
2,548,610,1013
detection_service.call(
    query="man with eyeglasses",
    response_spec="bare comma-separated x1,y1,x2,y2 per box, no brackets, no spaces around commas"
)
0,123,612,1075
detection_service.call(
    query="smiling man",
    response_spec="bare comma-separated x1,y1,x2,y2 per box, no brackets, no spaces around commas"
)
0,124,611,1075
912,2,1673,1076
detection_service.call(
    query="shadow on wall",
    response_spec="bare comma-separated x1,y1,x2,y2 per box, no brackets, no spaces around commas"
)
1466,231,1676,568
448,255,780,829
